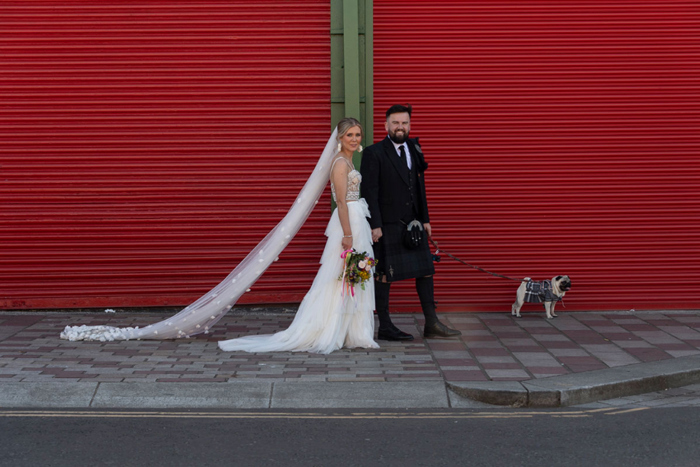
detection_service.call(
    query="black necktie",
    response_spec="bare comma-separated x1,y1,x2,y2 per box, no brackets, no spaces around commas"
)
398,146,410,176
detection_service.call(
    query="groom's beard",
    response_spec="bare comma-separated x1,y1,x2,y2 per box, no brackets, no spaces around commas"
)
388,130,409,145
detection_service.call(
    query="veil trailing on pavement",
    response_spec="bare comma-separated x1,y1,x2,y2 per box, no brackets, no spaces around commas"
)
61,128,340,342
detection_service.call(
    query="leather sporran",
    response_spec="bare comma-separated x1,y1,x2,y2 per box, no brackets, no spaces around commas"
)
402,219,424,249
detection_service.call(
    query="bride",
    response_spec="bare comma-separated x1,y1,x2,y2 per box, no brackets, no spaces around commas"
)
218,118,379,353
61,118,379,354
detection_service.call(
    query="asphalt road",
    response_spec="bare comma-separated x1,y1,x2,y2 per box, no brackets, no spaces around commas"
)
2,407,699,466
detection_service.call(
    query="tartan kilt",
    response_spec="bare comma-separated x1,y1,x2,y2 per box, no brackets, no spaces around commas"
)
374,221,435,282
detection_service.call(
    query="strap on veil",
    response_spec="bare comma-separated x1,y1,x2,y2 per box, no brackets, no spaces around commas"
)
61,128,340,341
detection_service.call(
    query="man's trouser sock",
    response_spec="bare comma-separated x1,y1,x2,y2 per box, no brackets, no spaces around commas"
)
416,276,438,327
374,280,393,330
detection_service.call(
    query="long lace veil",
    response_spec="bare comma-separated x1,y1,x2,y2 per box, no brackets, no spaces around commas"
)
61,128,340,341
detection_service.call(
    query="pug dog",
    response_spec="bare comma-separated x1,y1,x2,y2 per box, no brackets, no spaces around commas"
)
511,275,571,319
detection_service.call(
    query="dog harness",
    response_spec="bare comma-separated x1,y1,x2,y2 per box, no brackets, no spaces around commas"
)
524,280,562,304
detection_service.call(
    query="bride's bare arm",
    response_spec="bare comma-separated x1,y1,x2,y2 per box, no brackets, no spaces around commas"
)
331,160,353,251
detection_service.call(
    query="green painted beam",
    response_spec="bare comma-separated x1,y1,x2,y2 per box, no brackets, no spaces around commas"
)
343,0,361,120
363,0,373,146
330,0,373,132
330,0,374,210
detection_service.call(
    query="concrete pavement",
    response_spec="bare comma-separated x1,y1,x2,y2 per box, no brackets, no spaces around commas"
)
1,309,699,408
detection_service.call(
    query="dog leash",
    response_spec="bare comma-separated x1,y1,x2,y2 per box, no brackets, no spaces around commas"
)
430,238,527,283
430,238,566,308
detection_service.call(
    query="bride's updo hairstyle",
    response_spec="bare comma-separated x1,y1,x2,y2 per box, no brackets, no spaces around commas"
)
336,117,363,144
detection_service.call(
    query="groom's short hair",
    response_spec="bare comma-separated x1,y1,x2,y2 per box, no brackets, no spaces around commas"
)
385,104,412,120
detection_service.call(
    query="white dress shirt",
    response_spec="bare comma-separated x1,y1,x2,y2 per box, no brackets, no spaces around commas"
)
391,140,412,170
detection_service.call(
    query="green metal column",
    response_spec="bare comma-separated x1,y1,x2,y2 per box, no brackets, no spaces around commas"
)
330,0,373,211
331,0,373,145
342,0,360,120
364,0,373,145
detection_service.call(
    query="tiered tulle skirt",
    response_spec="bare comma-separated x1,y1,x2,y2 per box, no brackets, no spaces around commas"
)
218,199,379,354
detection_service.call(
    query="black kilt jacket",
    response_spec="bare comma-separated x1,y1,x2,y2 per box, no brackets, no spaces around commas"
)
360,136,434,282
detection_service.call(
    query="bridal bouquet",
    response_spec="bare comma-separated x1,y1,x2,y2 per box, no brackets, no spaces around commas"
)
339,249,377,297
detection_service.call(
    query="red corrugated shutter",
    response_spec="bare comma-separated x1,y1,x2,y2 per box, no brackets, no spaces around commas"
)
374,1,700,312
1,1,330,309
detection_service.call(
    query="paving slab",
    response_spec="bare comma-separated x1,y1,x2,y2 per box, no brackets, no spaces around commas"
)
91,382,273,409
270,381,449,408
0,381,98,408
444,381,527,407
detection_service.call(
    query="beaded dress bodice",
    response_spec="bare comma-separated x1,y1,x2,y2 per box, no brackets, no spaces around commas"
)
330,158,361,203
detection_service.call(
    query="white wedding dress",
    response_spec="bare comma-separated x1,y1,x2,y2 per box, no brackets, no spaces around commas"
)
218,159,379,354
60,129,378,353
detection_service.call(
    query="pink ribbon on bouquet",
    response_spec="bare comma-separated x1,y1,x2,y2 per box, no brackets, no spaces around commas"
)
340,248,355,300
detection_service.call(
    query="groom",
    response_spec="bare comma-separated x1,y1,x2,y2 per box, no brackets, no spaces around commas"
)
361,104,461,340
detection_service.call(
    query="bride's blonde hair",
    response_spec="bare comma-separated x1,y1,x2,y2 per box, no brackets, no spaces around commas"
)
336,117,363,141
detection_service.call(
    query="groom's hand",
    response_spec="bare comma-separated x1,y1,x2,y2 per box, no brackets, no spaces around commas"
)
371,228,383,243
423,223,432,238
